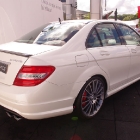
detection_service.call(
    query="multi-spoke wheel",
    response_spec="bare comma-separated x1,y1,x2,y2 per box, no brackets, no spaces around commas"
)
74,76,106,119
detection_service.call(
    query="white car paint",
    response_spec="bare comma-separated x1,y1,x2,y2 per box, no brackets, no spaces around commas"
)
0,20,139,119
87,45,130,91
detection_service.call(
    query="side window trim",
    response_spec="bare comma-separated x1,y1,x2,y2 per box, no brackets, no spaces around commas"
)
113,23,125,45
96,23,121,46
86,22,126,48
86,22,114,48
95,26,103,46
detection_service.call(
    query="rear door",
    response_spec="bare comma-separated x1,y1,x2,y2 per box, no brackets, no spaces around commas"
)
86,23,130,91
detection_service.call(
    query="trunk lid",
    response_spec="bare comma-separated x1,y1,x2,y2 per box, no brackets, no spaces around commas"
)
0,42,59,85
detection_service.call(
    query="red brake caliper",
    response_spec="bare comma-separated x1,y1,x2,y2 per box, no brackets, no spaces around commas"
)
82,91,87,107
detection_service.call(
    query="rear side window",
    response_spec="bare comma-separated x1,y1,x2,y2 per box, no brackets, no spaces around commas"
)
96,24,121,46
86,23,121,48
117,24,140,45
86,30,102,48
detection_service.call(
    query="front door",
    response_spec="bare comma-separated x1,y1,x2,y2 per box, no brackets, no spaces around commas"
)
116,24,140,82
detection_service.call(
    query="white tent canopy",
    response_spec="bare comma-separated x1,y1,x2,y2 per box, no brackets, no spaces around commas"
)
121,19,139,28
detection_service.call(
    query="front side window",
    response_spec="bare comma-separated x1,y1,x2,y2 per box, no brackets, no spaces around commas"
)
96,23,121,46
117,24,140,45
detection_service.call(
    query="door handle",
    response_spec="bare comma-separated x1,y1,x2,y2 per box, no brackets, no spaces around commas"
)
100,51,110,56
131,49,137,53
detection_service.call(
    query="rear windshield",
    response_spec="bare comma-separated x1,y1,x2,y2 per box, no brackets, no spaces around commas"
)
15,22,85,46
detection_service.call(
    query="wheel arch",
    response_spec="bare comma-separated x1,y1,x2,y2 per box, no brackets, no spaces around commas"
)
73,74,108,107
92,74,108,94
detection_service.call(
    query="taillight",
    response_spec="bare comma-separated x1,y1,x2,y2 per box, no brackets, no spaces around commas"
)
13,66,55,86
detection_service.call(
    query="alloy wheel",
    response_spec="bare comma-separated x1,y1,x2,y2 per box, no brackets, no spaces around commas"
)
81,78,105,117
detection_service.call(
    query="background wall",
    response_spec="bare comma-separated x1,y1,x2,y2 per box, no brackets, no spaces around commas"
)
0,0,63,44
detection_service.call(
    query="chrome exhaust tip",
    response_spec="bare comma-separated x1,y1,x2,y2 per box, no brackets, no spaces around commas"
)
14,115,22,121
6,111,22,121
6,112,12,118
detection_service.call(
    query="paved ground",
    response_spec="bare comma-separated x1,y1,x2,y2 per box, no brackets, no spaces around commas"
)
1,81,140,140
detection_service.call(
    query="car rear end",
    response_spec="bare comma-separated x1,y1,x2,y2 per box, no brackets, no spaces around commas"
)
0,40,67,119
0,20,92,120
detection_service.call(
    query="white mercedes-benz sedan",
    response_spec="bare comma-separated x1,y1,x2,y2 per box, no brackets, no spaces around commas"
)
0,20,140,120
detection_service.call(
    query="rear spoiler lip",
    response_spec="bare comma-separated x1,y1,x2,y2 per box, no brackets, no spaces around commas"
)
0,49,32,57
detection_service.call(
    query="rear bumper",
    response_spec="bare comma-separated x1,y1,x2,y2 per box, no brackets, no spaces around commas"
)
0,95,73,120
0,81,74,119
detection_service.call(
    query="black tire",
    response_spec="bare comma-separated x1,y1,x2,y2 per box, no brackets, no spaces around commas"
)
74,76,106,119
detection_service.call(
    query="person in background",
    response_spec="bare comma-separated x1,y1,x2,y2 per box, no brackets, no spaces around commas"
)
135,24,140,33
